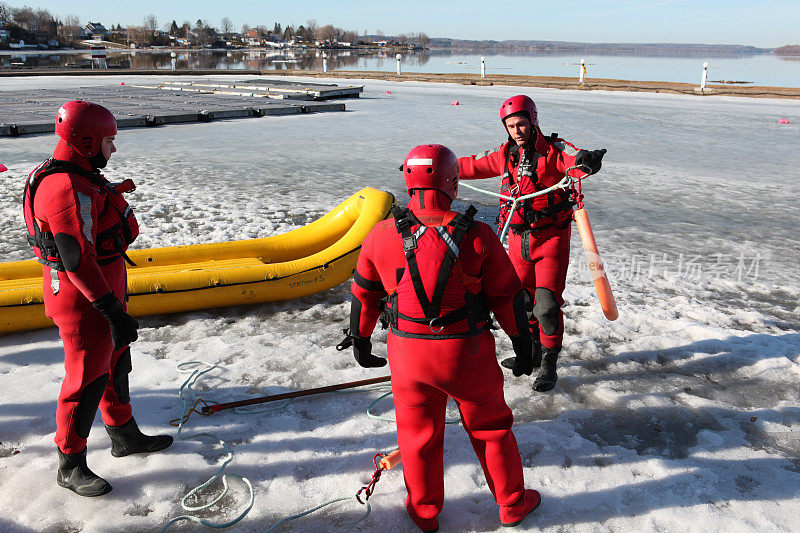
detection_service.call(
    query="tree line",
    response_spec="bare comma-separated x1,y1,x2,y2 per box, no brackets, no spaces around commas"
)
0,3,429,48
775,44,800,55
0,3,62,42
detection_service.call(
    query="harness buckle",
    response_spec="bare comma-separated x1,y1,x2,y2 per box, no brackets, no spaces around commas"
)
402,235,416,253
429,317,445,333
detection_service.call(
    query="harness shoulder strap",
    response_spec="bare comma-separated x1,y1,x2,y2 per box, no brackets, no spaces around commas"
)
393,206,434,316
389,206,491,337
392,205,420,255
425,206,477,319
24,160,67,271
503,144,522,188
44,159,106,188
26,159,106,221
504,144,542,193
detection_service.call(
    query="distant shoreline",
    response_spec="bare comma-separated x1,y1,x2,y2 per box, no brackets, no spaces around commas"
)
0,44,786,59
1,68,799,100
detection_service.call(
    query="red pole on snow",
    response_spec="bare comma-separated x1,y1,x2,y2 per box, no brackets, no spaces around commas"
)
201,375,392,414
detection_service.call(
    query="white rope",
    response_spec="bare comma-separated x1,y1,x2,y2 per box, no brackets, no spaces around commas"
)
159,362,255,532
458,165,590,242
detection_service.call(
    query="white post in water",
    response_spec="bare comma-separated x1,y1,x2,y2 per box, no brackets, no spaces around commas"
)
700,62,709,91
481,56,486,78
170,51,176,71
322,52,328,73
579,58,586,85
396,53,402,75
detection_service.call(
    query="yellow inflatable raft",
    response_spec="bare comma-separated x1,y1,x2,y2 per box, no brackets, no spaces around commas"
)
0,187,395,334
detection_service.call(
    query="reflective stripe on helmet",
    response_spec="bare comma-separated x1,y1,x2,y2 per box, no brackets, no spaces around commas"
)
406,158,434,166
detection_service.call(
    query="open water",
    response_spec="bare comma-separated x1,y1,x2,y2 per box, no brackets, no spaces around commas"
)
2,49,799,87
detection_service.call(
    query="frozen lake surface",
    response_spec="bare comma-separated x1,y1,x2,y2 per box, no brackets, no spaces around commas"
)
0,75,798,532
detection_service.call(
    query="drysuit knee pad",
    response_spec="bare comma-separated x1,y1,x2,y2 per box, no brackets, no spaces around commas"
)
112,348,132,404
75,374,110,439
532,287,560,336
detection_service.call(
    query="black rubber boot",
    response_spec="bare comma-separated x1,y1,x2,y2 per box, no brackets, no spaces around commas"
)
105,417,173,458
533,348,560,392
57,448,112,497
501,329,542,370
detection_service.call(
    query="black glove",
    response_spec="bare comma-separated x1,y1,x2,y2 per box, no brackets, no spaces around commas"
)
92,291,139,350
510,334,534,377
352,336,387,368
336,329,386,368
576,148,607,174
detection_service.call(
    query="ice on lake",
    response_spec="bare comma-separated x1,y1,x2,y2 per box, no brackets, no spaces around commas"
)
0,74,798,532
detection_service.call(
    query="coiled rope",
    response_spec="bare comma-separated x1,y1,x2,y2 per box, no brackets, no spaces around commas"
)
160,363,423,531
159,362,255,532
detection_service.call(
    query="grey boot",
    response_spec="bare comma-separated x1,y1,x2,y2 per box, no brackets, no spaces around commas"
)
501,329,542,370
105,417,173,458
533,347,560,392
57,448,112,497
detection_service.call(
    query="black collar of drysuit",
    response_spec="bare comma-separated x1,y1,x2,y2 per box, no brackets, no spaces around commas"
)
47,159,106,189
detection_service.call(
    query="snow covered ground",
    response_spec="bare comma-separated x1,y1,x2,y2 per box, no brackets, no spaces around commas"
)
1,75,799,532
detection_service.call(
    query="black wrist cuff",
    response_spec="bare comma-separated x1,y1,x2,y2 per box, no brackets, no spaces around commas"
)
92,291,122,316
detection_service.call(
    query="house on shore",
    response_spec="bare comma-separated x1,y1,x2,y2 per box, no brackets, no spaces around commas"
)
85,22,108,41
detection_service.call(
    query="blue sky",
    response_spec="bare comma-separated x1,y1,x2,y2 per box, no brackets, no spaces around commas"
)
5,0,798,48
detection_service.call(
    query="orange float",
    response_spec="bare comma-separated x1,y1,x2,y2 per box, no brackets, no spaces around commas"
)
573,208,618,321
379,449,402,470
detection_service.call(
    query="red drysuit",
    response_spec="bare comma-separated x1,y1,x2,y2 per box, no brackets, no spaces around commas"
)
350,189,533,527
458,130,584,350
24,139,138,454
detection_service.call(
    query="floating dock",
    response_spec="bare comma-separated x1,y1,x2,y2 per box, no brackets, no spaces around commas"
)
0,80,363,137
132,79,364,100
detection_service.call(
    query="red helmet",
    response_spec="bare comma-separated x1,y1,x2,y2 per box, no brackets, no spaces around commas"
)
500,95,538,127
55,100,117,158
401,144,459,200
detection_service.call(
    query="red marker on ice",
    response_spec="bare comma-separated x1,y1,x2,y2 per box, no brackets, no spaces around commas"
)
0,164,7,172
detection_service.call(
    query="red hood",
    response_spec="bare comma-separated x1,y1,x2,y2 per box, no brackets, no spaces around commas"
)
52,138,94,172
407,189,456,226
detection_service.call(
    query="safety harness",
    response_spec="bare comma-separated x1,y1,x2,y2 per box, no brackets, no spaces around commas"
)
382,205,491,340
501,136,575,235
24,158,138,270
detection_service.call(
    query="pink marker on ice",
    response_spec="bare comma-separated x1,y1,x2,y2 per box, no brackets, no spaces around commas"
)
778,118,789,124
451,100,460,105
0,164,7,172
